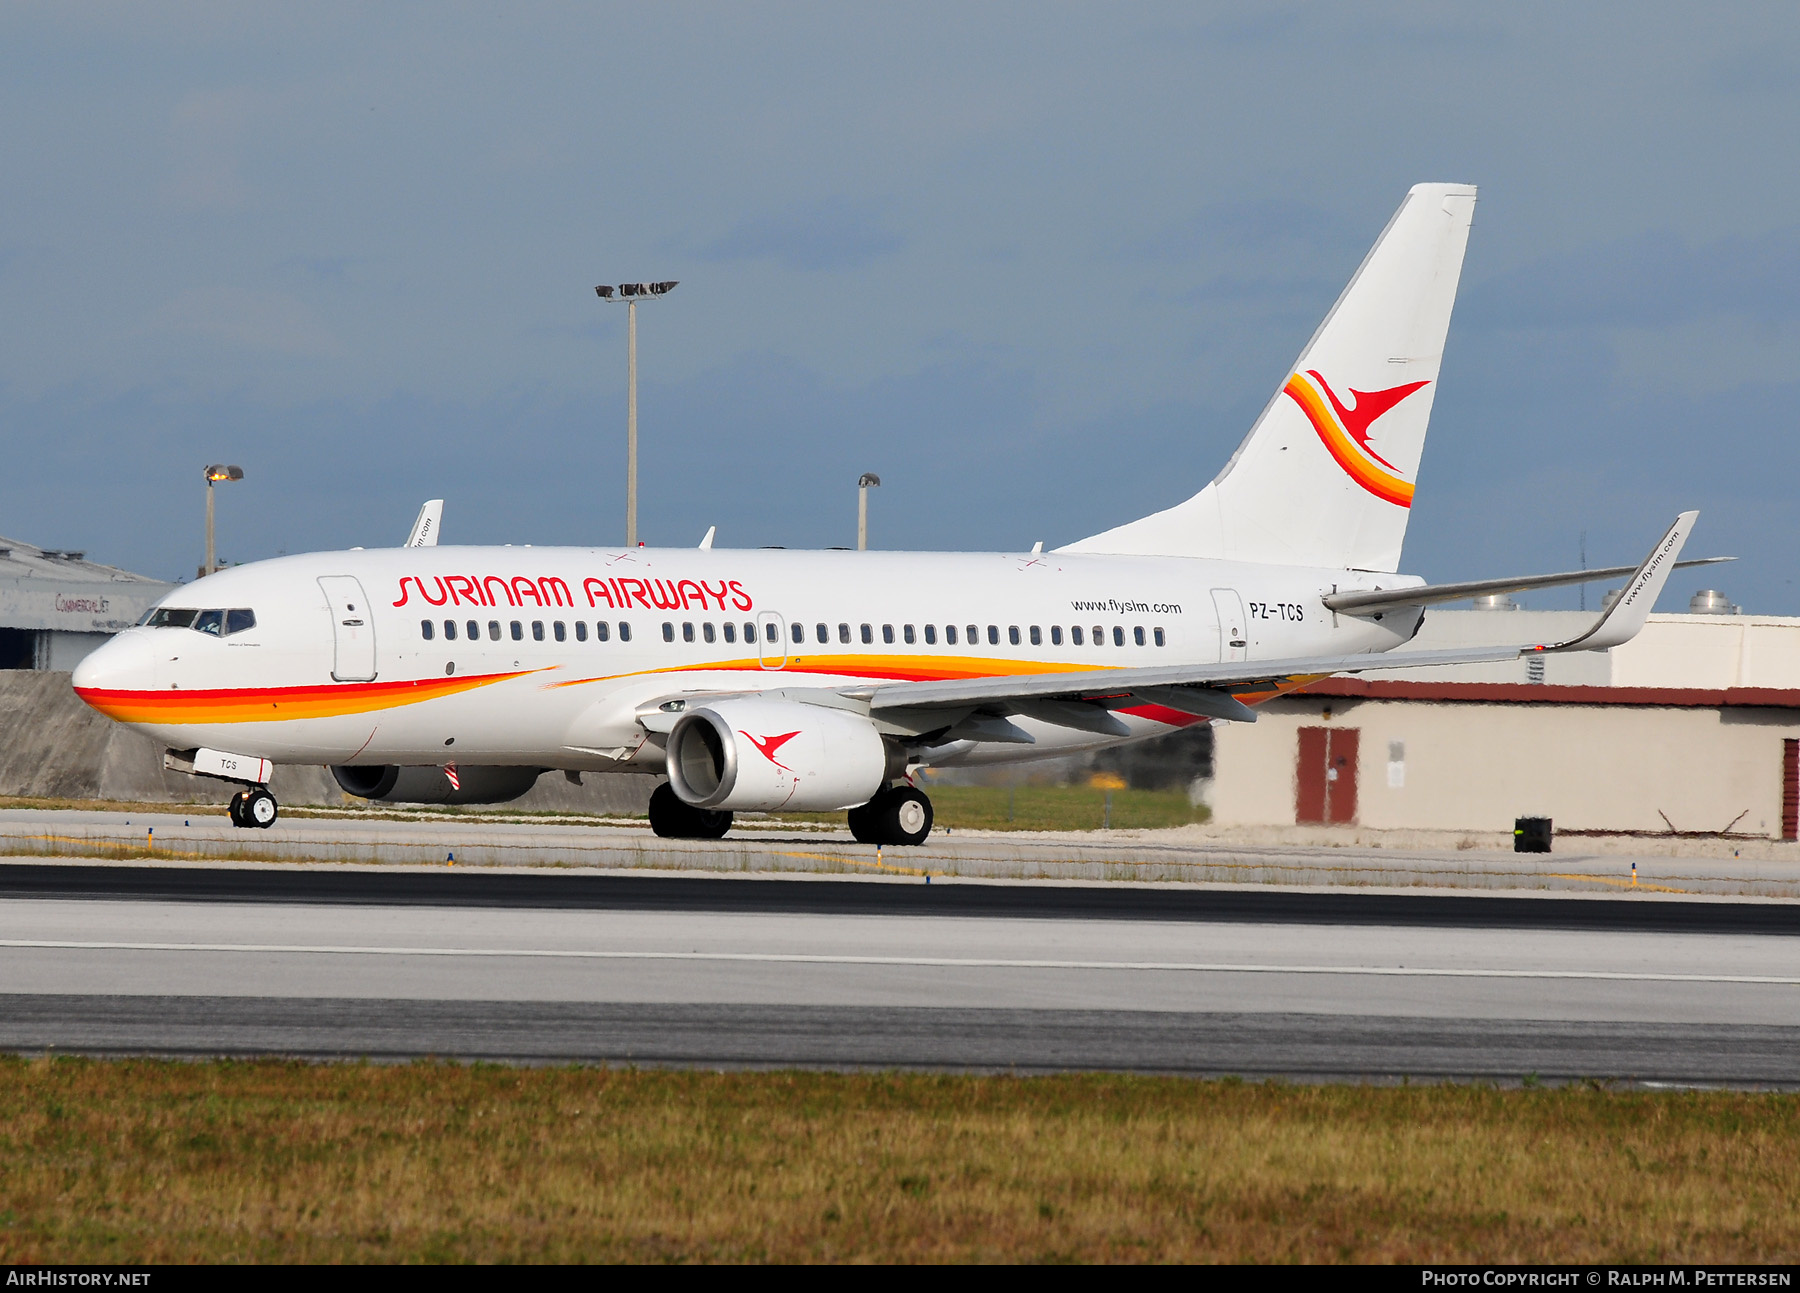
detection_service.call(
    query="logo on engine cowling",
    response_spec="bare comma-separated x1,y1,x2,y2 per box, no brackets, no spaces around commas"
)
742,729,800,771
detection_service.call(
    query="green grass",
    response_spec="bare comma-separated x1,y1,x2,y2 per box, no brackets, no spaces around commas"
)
777,783,1209,832
0,1058,1795,1263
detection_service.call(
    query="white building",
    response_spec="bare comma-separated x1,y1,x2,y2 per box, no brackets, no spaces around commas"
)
0,535,172,671
1211,604,1800,841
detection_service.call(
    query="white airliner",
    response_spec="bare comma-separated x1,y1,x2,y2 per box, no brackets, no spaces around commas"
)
73,184,1711,842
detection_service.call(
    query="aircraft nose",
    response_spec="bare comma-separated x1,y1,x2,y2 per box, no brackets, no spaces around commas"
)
72,630,157,700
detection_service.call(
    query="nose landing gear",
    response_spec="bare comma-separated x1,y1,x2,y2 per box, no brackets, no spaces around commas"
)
848,784,934,846
228,787,279,829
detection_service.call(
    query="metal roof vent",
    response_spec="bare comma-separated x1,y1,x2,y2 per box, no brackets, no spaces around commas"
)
1471,592,1518,611
1689,589,1740,615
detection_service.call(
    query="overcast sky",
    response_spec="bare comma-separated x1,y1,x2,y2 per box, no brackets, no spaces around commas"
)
4,3,1798,610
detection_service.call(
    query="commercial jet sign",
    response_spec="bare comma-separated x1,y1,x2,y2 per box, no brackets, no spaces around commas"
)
393,573,753,614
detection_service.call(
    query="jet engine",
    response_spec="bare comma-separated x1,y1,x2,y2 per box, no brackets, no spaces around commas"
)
665,697,894,812
330,764,544,805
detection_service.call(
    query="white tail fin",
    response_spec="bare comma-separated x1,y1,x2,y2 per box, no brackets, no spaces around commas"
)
1061,182,1476,572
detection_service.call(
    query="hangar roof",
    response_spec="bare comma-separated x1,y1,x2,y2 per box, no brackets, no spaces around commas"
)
0,534,173,633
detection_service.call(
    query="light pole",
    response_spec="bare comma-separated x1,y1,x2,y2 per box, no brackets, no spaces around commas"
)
857,473,881,551
594,280,678,547
202,464,244,577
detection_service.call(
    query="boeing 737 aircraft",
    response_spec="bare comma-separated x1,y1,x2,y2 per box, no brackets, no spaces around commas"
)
72,184,1711,843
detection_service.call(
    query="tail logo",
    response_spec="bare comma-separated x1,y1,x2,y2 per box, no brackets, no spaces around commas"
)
741,729,801,771
1282,370,1430,508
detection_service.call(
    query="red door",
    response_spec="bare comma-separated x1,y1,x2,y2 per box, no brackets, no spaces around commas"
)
1296,726,1359,824
1784,739,1798,842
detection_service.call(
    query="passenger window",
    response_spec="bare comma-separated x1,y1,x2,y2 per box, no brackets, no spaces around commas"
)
193,610,224,637
575,621,588,642
1112,626,1124,647
532,621,545,642
618,622,632,641
743,622,757,644
945,625,957,645
596,621,610,642
1092,625,1104,645
790,622,802,644
1154,627,1165,647
421,619,435,641
553,621,566,642
1071,626,1083,645
663,622,675,642
882,625,895,645
1030,626,1041,646
968,625,979,646
987,625,999,646
1134,626,1146,646
723,622,736,644
682,622,695,643
1050,625,1062,646
444,620,458,641
487,621,500,641
860,624,873,645
1008,626,1020,646
511,621,524,641
839,623,851,644
903,625,915,644
816,623,828,644
702,623,715,644
925,625,937,645
226,609,256,635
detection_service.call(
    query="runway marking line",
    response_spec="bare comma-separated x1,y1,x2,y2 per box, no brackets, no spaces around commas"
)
1550,872,1694,895
776,849,945,879
2,939,1796,985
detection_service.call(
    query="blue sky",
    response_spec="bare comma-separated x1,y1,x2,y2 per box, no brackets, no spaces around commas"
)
3,3,1799,610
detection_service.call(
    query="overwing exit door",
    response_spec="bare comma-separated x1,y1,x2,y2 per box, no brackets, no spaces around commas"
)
1211,588,1248,662
318,576,377,682
758,612,787,669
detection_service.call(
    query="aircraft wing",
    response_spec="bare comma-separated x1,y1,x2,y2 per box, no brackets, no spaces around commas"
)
1325,557,1728,614
841,511,1699,734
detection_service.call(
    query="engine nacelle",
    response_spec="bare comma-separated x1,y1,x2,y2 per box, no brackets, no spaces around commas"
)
330,764,544,805
665,697,891,812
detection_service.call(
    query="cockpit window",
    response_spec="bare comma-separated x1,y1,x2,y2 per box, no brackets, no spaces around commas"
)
143,607,257,636
144,608,199,629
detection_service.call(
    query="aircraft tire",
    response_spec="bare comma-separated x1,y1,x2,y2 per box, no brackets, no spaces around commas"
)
649,782,733,840
867,788,928,849
228,792,249,829
245,788,279,829
846,799,882,844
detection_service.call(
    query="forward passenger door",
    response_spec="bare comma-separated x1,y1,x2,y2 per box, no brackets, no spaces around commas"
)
318,576,377,682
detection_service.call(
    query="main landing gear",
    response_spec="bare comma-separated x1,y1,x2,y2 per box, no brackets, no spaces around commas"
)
228,787,279,829
648,782,733,840
849,784,933,847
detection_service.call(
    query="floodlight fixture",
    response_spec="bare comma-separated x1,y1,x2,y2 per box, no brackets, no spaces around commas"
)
202,464,246,576
594,278,680,547
858,473,882,550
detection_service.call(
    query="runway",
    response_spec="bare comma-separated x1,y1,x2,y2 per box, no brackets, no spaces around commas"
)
2,861,1796,1082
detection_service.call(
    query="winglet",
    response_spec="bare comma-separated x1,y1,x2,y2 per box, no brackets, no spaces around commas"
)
406,500,444,548
699,526,716,550
1544,511,1697,653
